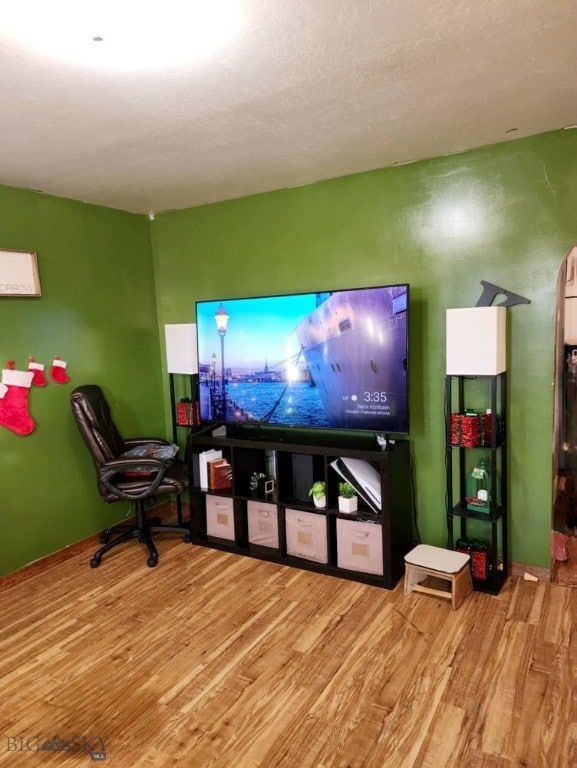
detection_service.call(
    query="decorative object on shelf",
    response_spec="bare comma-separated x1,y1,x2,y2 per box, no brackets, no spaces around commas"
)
176,397,200,426
466,458,491,513
28,357,47,387
450,410,492,447
456,536,490,581
250,471,266,492
263,478,275,496
0,360,35,436
308,480,327,509
338,481,358,514
49,355,70,384
470,539,489,581
250,471,274,497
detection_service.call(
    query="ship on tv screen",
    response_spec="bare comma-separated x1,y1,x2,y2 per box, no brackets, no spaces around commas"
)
195,284,408,434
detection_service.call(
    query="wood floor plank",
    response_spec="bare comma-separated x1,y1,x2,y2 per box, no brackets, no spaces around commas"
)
2,540,577,767
539,582,576,646
413,703,468,768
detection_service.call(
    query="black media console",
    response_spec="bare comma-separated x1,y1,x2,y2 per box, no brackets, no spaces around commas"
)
186,426,414,589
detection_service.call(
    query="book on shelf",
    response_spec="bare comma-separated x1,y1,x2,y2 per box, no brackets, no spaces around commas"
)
208,459,232,491
208,458,232,490
198,449,222,489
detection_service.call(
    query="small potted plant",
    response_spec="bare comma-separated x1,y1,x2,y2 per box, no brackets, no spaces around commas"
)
250,471,267,496
308,480,327,509
338,481,358,513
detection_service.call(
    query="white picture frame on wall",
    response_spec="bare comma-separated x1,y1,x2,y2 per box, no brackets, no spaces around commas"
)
0,249,41,297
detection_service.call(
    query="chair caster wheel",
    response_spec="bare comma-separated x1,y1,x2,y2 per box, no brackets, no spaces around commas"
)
184,533,191,543
90,556,101,568
147,556,158,568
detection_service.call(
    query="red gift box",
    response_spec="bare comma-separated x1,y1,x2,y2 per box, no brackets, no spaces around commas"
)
456,537,489,581
450,412,492,447
471,541,489,581
177,399,199,426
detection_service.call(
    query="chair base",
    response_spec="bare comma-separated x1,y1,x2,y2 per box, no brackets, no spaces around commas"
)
90,502,191,568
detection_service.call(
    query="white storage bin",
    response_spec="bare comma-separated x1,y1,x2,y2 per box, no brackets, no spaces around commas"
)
206,495,235,541
285,508,328,564
337,518,383,575
248,500,279,550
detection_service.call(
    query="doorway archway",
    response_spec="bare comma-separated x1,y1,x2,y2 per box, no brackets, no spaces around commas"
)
552,244,577,585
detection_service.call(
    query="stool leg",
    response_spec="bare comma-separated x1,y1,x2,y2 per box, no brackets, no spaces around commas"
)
451,566,473,609
404,565,412,595
404,564,427,595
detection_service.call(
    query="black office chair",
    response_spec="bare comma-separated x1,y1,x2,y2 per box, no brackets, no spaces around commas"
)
70,384,190,568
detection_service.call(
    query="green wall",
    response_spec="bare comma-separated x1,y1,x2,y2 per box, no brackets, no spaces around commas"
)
151,129,577,569
0,186,164,576
2,129,574,576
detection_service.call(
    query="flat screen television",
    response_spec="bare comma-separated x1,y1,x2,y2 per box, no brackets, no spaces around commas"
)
195,284,409,434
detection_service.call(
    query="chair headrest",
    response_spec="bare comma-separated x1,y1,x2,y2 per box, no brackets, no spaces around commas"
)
70,385,125,463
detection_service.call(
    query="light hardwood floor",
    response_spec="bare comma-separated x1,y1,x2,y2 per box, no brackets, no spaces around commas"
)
1,538,576,768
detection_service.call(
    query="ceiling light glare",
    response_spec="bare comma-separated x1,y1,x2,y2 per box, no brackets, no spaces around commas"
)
1,0,244,71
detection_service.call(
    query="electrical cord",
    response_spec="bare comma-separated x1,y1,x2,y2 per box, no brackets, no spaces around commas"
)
409,446,421,545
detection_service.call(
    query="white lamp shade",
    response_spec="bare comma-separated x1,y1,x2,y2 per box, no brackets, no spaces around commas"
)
164,323,198,374
446,307,506,375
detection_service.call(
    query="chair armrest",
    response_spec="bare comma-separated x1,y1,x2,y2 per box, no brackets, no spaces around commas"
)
99,458,167,499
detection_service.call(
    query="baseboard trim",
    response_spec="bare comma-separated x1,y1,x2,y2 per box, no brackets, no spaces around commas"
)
0,533,101,589
0,500,189,589
3,521,547,589
510,561,551,582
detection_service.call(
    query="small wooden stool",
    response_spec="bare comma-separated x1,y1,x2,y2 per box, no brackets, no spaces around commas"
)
404,544,473,610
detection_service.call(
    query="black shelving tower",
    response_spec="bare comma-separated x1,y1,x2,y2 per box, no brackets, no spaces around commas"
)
445,372,508,594
169,372,198,527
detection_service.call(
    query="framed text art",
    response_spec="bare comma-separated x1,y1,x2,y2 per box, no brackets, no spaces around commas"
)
0,249,41,297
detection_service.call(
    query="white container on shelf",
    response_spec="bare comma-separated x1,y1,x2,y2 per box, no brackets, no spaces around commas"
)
338,496,358,514
206,495,235,541
247,500,279,549
285,508,328,564
336,518,383,575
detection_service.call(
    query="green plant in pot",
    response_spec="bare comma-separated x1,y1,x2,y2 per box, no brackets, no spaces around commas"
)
308,480,327,508
250,471,267,496
338,481,358,513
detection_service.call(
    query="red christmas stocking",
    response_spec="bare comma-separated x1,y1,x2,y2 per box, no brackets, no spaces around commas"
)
0,362,35,436
50,356,70,384
28,357,47,387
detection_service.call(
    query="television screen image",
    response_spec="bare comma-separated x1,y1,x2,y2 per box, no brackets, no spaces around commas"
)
195,284,409,434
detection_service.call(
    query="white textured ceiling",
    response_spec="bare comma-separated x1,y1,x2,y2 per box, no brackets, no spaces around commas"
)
0,0,576,215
